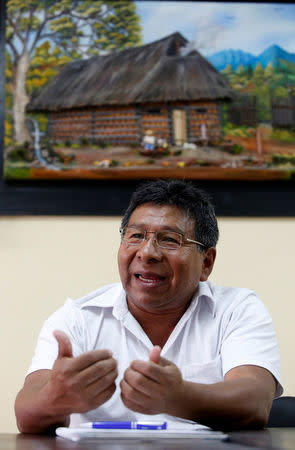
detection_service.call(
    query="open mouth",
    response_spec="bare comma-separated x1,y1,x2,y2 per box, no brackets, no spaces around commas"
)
135,273,166,284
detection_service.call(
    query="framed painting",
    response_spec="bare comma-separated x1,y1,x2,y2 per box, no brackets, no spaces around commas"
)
1,0,295,215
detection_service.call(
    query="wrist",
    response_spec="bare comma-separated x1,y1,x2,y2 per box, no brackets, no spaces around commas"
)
165,380,193,419
37,379,70,428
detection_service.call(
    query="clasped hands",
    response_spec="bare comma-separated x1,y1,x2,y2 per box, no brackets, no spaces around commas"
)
48,330,183,417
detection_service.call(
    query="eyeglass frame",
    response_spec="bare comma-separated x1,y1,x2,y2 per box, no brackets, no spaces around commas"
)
119,226,206,250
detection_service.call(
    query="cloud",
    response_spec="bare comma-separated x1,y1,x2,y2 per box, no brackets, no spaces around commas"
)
136,1,295,55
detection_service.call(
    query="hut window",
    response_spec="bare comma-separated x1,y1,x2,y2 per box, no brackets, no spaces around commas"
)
146,108,161,114
195,108,207,113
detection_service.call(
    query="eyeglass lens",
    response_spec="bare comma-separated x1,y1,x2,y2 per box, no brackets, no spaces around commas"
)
123,227,182,249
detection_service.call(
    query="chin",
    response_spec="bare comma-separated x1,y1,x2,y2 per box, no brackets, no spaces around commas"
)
128,291,168,311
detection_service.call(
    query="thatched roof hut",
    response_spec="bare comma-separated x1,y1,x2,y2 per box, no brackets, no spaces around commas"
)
28,32,233,111
28,32,234,146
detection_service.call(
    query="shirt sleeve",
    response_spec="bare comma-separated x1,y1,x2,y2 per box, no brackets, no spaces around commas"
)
220,292,283,397
27,299,85,376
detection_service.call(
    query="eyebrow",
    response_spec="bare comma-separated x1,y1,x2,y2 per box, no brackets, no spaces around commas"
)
127,223,186,235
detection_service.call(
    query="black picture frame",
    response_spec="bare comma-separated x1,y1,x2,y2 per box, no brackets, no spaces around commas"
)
1,0,295,216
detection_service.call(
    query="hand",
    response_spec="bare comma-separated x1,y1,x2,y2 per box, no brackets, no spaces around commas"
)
120,346,184,415
45,330,118,416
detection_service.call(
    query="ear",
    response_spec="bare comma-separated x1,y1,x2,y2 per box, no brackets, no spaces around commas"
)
200,247,216,281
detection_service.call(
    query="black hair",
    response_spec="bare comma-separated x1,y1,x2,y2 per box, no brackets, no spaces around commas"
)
121,179,219,249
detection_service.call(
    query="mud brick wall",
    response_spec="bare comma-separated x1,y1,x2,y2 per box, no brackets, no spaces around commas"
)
49,106,139,144
140,103,170,141
49,110,92,141
92,106,139,144
188,101,221,145
48,101,222,145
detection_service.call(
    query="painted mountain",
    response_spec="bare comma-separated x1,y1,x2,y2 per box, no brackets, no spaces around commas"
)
208,44,295,71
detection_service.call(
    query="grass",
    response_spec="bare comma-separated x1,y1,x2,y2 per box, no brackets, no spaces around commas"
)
4,165,31,180
271,129,295,144
222,124,255,138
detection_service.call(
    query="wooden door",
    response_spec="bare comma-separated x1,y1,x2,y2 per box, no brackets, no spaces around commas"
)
172,109,187,145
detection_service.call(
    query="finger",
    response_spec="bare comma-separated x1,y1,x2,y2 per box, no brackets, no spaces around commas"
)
91,381,117,409
78,378,117,413
53,329,73,359
120,381,154,414
130,360,164,383
121,397,154,414
120,378,148,406
70,349,114,372
158,356,173,367
76,357,118,387
123,367,156,396
149,345,161,364
85,368,118,399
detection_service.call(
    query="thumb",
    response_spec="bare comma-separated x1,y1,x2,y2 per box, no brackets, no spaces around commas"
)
53,329,73,359
149,345,162,364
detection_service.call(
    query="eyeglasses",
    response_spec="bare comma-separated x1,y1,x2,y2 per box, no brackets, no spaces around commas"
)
120,226,205,250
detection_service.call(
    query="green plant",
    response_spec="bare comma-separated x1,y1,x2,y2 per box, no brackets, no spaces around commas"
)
272,153,295,165
80,137,90,146
222,125,252,138
41,137,51,146
231,143,244,154
271,129,295,143
172,149,182,156
70,143,80,149
98,141,112,149
54,142,66,148
7,145,34,162
196,159,210,166
4,165,30,179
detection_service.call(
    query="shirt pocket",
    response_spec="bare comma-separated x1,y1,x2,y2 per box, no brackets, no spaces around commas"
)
182,355,223,384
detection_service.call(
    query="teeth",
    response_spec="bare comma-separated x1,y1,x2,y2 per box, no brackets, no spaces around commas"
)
138,274,162,283
140,275,154,282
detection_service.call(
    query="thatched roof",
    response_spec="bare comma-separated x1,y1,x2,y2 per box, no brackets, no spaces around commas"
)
28,32,234,112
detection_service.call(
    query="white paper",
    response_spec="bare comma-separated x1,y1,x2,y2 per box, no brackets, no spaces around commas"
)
56,422,228,442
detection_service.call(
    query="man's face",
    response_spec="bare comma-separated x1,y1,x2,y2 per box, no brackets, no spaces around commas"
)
118,203,215,314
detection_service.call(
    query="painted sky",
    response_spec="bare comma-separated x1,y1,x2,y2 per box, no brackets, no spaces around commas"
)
136,1,295,56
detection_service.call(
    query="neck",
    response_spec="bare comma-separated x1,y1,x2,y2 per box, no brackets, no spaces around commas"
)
127,300,190,348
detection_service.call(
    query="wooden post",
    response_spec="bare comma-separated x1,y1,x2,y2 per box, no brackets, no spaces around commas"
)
185,105,190,143
167,103,173,145
136,104,142,145
92,110,96,144
256,128,262,165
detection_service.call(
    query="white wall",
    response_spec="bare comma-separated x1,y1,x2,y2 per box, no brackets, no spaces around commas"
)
1,216,294,432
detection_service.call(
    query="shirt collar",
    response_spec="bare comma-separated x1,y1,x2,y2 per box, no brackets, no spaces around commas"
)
79,281,216,318
194,281,216,317
79,283,123,309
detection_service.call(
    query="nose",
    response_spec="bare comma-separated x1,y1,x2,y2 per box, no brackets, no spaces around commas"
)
136,232,162,261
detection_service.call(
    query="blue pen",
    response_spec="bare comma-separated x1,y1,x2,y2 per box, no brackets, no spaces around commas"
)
80,421,167,430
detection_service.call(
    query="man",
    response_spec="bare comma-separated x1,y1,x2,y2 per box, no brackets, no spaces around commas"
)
15,179,282,433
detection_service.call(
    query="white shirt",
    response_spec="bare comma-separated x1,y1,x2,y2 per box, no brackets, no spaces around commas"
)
28,281,283,426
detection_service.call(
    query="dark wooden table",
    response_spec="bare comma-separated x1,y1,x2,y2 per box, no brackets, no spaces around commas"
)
1,429,295,450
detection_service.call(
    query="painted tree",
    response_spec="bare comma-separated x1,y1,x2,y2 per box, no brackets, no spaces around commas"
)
236,64,246,78
5,41,71,144
27,41,72,97
264,62,274,79
246,65,253,79
253,62,264,83
6,0,142,144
